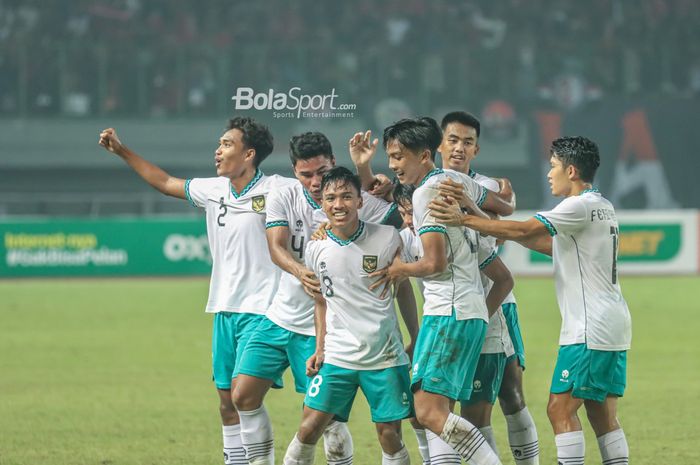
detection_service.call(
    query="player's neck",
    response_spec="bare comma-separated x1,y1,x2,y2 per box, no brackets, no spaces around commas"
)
414,163,437,186
229,167,258,195
331,219,361,241
566,181,592,198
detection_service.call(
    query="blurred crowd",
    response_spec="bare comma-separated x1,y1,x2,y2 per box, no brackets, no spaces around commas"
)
1,0,699,117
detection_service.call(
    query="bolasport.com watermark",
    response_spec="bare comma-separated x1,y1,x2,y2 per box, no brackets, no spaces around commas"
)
231,87,356,119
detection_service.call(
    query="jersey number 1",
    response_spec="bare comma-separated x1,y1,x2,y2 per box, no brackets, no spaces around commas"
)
610,226,619,284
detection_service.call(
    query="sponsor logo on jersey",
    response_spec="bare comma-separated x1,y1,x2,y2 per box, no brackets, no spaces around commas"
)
362,255,378,273
251,195,266,212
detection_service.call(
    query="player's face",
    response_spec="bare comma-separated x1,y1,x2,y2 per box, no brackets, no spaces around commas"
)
293,155,335,202
387,140,429,186
547,155,572,197
438,122,479,173
322,181,362,229
397,201,415,234
215,129,253,178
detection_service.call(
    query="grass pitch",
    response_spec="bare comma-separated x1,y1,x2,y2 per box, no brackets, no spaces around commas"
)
1,276,699,464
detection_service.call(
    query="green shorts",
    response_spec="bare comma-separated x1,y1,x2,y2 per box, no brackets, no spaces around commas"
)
550,344,627,402
237,316,313,393
211,312,268,390
411,313,487,401
461,353,507,405
502,303,526,369
304,363,413,423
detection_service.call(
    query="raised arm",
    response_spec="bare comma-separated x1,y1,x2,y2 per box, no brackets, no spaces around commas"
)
349,130,380,191
98,128,186,199
265,226,321,297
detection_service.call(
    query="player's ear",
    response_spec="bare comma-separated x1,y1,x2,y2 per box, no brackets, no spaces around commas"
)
245,147,256,163
566,163,577,181
474,143,480,157
357,190,363,208
419,148,432,164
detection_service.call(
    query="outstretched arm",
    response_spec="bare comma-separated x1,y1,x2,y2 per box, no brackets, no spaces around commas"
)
98,128,186,199
429,197,552,255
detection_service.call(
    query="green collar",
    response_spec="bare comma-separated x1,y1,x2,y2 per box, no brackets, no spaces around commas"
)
230,169,263,199
580,187,599,195
303,188,321,210
327,221,365,246
418,168,444,187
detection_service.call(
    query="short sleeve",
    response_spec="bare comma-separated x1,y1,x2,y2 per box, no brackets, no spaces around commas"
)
461,174,487,208
535,197,587,236
413,186,447,236
359,192,395,224
477,238,498,270
387,228,402,261
399,229,416,263
265,186,290,229
185,178,218,208
304,240,319,274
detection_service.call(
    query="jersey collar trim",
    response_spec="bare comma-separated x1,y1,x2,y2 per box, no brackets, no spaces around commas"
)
327,221,365,246
303,188,321,210
468,168,476,178
580,188,600,195
230,169,263,199
418,168,444,186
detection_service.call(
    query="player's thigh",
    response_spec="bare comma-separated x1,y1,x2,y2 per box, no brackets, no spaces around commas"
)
236,316,289,390
287,331,317,393
502,302,526,369
304,363,359,423
412,315,487,401
359,365,413,423
212,312,237,390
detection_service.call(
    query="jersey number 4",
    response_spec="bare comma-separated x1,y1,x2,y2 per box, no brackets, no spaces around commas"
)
610,226,619,284
291,234,305,259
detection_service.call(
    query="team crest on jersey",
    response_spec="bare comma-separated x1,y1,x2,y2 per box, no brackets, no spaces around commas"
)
362,255,378,273
251,195,265,212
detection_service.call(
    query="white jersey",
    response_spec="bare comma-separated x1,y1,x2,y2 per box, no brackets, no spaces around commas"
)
536,189,632,350
305,222,409,370
469,169,516,305
399,227,424,294
477,241,515,356
185,170,295,314
412,168,488,321
265,182,396,336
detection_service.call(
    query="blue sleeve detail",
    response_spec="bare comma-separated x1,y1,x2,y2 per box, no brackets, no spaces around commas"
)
265,220,289,229
476,186,487,208
184,179,197,207
534,214,557,236
418,225,447,236
479,250,498,270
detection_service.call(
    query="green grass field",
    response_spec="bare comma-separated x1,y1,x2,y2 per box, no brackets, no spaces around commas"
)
1,276,699,464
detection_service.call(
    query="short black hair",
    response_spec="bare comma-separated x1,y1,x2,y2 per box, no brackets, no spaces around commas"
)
320,166,361,196
226,117,274,167
383,116,443,161
550,136,600,183
392,180,416,207
440,111,481,138
289,132,334,166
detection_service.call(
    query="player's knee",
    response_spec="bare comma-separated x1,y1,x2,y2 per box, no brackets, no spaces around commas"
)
297,416,324,445
219,402,238,424
414,404,442,432
375,422,402,453
231,383,262,411
498,384,526,414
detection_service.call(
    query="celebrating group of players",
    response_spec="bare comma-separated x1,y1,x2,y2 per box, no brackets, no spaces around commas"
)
98,111,631,465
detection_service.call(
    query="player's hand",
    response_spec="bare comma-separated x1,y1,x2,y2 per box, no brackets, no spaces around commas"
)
429,197,465,226
368,173,393,198
369,255,407,298
311,222,331,241
98,128,126,156
295,267,321,297
349,130,379,167
437,179,473,210
495,177,516,210
306,351,324,377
